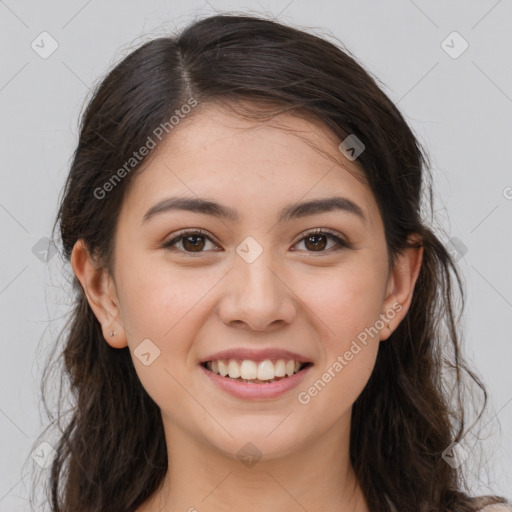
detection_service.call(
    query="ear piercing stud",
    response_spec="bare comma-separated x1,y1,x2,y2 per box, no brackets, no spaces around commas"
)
109,331,116,337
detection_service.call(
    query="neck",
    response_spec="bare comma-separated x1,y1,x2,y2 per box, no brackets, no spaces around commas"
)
142,413,369,512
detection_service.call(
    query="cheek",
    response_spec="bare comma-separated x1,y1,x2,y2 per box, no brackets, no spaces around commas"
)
303,260,387,344
115,260,225,407
115,258,207,411
295,267,385,425
115,256,218,340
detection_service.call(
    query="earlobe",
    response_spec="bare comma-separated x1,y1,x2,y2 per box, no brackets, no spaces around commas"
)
70,239,128,348
380,237,424,341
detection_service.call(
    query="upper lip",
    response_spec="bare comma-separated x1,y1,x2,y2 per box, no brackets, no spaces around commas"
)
199,348,312,364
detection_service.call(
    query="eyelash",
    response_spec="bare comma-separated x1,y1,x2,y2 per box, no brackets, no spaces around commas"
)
162,228,351,256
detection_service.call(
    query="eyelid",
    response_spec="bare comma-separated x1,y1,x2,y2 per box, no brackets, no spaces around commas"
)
166,227,217,243
293,227,348,245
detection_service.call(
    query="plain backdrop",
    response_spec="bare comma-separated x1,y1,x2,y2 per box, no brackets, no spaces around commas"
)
0,0,511,509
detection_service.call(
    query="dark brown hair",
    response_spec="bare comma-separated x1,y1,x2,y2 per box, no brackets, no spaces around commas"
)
29,13,509,512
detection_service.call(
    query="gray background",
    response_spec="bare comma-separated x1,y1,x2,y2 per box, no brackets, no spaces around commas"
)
1,0,511,509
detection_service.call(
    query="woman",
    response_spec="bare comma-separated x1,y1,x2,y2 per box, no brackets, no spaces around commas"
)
31,13,510,512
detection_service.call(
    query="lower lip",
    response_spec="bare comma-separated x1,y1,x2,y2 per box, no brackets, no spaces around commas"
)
199,363,313,400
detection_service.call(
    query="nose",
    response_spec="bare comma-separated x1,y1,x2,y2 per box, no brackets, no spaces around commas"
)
217,248,296,332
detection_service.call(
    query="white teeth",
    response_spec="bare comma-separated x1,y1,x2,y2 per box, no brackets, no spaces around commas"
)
228,360,241,379
205,358,306,381
285,360,295,377
218,360,229,377
257,360,275,380
240,360,258,380
274,359,286,377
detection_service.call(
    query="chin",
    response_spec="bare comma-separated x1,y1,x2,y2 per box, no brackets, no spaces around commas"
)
205,426,307,462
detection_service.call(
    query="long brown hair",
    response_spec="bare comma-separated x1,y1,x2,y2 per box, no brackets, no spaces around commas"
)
29,13,509,512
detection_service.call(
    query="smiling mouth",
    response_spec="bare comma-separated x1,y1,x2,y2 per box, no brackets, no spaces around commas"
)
201,360,313,384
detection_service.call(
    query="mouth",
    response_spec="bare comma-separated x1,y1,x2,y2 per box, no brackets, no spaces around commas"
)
200,359,313,384
199,358,314,400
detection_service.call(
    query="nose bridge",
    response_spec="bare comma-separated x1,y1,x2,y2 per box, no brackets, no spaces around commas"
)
219,235,295,330
235,236,281,301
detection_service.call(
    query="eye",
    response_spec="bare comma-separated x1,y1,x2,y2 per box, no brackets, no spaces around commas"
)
292,228,350,253
163,228,350,255
163,229,219,255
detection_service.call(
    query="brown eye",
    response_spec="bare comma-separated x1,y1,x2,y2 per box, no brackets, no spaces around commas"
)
303,233,328,251
182,234,206,252
293,229,350,253
163,228,350,256
163,229,217,254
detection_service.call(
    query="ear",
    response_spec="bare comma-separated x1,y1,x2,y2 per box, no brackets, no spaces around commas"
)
70,239,128,348
380,234,423,341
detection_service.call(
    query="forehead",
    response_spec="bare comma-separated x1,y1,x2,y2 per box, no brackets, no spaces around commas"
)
121,103,379,228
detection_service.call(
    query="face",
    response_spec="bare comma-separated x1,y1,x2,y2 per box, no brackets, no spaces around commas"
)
74,103,420,462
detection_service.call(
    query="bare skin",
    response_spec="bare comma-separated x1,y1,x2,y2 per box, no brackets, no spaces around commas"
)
71,103,423,511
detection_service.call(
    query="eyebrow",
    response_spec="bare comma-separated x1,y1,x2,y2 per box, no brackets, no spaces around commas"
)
142,195,367,225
